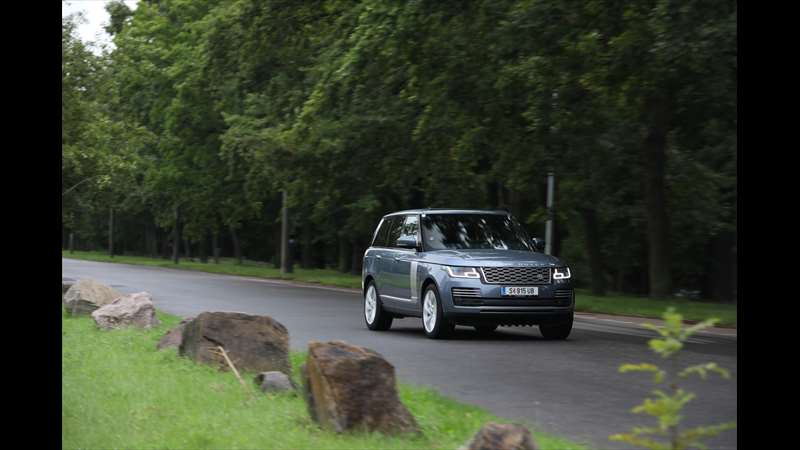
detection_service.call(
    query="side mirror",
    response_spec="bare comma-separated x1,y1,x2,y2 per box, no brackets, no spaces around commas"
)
531,237,545,252
396,237,420,251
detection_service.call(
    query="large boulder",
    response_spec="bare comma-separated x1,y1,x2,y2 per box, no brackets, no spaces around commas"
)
156,317,194,350
91,292,161,330
63,279,121,315
179,312,291,376
62,278,75,295
301,341,419,435
459,423,538,450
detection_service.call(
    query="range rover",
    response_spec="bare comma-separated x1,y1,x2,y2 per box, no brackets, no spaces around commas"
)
361,209,574,339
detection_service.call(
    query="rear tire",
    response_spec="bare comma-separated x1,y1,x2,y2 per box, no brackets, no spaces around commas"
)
422,284,453,339
539,314,573,340
364,281,393,331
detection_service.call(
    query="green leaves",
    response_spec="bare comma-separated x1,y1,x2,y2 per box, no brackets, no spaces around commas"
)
612,309,735,449
619,363,666,384
62,0,735,285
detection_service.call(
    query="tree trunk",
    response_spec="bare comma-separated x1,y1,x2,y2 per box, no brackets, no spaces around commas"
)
301,225,313,269
108,207,114,258
338,237,351,273
172,206,181,264
69,232,74,254
212,232,220,264
183,236,192,260
199,232,208,263
580,208,606,296
161,231,170,259
350,240,363,276
643,97,672,298
230,224,242,265
280,190,291,274
145,221,157,257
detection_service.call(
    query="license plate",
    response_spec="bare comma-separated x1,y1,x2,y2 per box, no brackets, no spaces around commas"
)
502,286,539,297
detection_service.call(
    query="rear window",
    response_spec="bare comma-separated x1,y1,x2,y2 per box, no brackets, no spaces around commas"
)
385,216,404,247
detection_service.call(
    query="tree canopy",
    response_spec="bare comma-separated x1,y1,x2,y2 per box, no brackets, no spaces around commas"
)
61,0,737,300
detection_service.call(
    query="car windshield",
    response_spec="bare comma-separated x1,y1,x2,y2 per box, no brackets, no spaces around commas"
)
421,214,534,251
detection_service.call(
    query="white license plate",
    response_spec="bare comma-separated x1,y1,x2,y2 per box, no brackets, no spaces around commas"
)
502,286,539,297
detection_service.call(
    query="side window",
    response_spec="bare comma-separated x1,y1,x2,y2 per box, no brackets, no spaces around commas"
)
372,218,392,247
385,216,403,248
397,215,419,247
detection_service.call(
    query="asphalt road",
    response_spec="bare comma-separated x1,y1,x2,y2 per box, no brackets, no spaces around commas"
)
62,258,737,449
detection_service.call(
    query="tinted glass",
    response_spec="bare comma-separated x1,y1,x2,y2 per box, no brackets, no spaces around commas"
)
372,218,392,247
421,214,534,251
384,217,403,247
397,215,419,245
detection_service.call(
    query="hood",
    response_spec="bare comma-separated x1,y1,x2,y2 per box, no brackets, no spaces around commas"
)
418,249,565,267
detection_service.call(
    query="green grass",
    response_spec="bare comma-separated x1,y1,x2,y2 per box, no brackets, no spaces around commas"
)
62,250,736,328
62,311,587,450
574,289,737,328
63,250,362,289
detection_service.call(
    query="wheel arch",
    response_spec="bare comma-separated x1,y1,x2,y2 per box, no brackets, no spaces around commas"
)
363,274,376,296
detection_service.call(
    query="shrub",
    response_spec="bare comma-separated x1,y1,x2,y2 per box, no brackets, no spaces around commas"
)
609,308,736,450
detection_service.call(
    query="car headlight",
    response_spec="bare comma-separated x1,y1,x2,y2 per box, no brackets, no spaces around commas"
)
445,266,481,279
553,267,571,280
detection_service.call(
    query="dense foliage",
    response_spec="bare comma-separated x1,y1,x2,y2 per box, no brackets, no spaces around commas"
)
61,0,737,300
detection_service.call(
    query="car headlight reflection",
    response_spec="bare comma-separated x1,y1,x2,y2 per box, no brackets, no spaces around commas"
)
553,267,571,280
445,266,481,279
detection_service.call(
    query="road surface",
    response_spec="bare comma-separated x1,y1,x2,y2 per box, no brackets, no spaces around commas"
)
62,258,737,449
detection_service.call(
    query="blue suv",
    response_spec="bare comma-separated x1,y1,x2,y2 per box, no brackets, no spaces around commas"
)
362,209,575,339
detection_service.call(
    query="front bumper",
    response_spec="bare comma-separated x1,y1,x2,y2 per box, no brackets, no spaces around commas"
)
439,275,574,326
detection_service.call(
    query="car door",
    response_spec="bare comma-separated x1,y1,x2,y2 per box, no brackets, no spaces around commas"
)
372,216,399,297
384,215,420,309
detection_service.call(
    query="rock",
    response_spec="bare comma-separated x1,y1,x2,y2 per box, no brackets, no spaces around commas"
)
301,340,420,435
91,292,161,330
254,371,294,393
62,278,75,295
156,317,194,350
460,422,538,450
63,279,121,315
179,312,291,376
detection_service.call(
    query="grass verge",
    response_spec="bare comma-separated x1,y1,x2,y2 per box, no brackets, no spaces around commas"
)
63,250,362,289
62,250,736,327
574,289,736,328
62,310,587,450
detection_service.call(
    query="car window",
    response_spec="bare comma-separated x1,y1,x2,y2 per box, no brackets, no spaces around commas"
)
385,216,404,248
421,214,534,251
372,218,392,247
397,215,419,246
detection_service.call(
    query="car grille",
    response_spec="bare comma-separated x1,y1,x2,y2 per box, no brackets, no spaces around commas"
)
480,267,552,285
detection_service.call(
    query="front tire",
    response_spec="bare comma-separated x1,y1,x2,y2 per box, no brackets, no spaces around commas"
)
422,284,454,339
364,281,393,331
539,314,573,340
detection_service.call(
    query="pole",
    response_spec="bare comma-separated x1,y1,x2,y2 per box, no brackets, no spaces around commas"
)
281,190,292,274
109,207,114,258
545,172,554,255
69,232,74,254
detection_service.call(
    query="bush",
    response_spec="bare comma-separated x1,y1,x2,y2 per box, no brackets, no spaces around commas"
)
609,308,736,450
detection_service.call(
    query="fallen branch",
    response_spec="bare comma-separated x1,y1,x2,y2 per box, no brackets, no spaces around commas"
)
210,346,251,394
